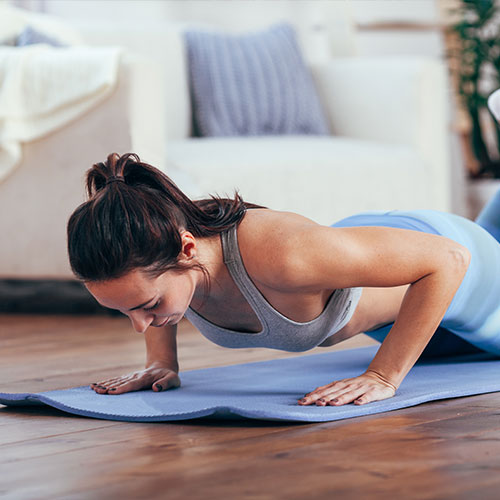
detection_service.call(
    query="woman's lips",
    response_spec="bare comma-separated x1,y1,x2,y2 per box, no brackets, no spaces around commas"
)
155,317,171,327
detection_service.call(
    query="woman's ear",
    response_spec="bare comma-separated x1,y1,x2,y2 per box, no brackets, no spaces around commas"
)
179,231,197,261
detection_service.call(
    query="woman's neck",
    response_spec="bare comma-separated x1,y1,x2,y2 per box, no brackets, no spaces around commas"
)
190,234,227,307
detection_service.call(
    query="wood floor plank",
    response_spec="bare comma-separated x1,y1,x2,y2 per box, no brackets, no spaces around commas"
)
1,314,500,499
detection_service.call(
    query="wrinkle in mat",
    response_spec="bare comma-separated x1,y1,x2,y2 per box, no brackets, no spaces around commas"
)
1,346,499,423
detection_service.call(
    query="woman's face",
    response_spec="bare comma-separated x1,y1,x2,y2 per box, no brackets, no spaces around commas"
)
85,230,204,333
86,267,199,333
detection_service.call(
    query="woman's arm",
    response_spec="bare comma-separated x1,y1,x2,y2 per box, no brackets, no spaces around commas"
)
145,324,179,373
301,259,469,406
290,224,471,406
365,262,467,389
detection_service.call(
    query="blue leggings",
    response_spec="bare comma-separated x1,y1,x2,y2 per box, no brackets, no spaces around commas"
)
331,189,500,358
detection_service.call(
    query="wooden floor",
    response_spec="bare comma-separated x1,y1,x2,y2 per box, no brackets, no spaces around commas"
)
2,315,500,500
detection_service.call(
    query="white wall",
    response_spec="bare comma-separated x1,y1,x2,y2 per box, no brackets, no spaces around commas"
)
36,0,358,61
9,0,451,62
351,0,444,58
29,0,446,58
7,0,452,59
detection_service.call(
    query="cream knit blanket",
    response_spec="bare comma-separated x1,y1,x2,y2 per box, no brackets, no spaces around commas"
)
0,45,122,182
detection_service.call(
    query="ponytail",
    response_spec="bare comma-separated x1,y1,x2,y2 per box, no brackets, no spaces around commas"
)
67,153,265,284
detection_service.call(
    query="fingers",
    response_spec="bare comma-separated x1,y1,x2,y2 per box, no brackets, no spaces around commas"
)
298,381,350,406
90,382,113,394
321,386,369,406
90,369,181,395
90,373,144,395
105,378,144,395
298,377,396,407
90,376,122,392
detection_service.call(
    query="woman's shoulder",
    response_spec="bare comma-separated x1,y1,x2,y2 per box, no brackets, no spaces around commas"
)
241,207,318,224
236,208,320,291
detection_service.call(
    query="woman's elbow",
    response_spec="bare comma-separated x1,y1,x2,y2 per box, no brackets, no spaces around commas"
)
448,243,471,275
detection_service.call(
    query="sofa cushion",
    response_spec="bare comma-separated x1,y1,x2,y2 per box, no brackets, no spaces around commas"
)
184,23,330,137
165,136,432,225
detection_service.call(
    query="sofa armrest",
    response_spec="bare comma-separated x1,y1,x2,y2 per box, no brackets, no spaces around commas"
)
0,56,135,278
312,56,451,211
312,57,448,146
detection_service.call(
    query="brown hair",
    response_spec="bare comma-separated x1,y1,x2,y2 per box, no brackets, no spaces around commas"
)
67,153,265,292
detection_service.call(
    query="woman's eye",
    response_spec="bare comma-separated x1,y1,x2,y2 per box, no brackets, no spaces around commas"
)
144,300,160,312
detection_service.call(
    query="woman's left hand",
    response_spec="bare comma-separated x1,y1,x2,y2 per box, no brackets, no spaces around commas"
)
297,370,397,407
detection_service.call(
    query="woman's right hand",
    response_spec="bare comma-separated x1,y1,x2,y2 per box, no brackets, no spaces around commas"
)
90,363,181,395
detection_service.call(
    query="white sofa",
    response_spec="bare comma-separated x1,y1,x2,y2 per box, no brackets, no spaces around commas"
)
0,4,454,279
165,56,451,226
0,5,167,279
78,18,453,228
0,60,134,278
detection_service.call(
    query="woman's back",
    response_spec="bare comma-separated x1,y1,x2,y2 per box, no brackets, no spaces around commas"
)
186,208,362,352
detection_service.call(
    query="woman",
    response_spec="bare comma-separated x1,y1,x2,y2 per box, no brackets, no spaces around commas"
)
67,152,500,407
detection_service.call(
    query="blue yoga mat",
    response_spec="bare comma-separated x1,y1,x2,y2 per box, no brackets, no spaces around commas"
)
1,346,499,423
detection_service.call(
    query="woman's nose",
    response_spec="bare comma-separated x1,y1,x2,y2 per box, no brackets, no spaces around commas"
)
130,311,154,334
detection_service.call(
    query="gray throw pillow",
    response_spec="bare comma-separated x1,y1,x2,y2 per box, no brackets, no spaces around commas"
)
184,23,330,137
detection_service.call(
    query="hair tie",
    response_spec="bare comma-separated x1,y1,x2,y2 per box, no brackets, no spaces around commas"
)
105,176,125,185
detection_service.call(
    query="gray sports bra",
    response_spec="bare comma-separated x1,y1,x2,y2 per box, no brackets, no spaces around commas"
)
184,224,363,352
